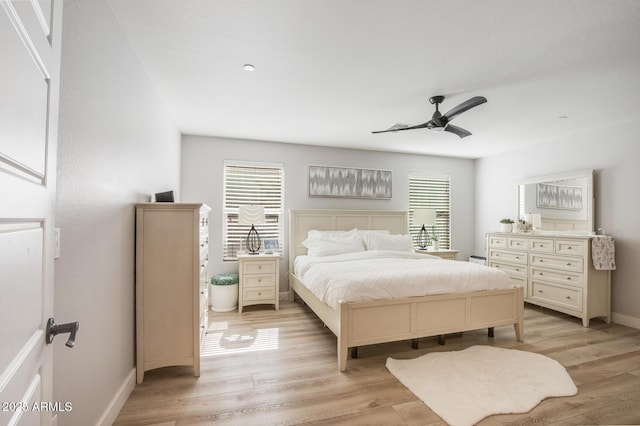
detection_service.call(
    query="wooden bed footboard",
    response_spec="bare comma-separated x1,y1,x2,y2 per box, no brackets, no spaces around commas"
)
291,273,524,371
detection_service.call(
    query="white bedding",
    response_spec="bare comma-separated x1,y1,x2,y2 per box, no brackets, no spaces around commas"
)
294,250,515,310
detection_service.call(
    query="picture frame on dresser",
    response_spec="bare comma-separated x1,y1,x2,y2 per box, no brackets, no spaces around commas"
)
263,238,279,254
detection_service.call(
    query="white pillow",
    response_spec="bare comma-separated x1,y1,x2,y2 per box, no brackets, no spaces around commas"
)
302,235,365,256
355,229,390,239
364,233,413,252
307,228,358,239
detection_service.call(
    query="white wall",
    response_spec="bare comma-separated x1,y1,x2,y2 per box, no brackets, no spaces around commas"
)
181,135,475,291
475,120,640,326
55,1,181,424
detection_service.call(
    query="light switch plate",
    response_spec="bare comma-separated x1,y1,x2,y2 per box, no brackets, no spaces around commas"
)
54,228,61,259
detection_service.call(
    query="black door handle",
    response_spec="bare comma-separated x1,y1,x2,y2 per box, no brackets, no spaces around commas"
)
46,318,79,348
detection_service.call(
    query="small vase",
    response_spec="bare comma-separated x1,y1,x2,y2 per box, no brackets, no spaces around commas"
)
430,241,440,251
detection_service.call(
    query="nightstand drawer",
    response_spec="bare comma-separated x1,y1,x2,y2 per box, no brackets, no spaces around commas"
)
242,260,276,274
243,288,276,301
243,274,275,288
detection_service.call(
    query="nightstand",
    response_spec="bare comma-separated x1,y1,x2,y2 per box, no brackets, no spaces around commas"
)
415,249,459,260
238,253,280,313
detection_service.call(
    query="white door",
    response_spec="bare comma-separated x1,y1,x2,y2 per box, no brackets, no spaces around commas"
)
0,1,63,425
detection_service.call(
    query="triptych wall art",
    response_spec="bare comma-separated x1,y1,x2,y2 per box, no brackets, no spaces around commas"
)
308,165,392,199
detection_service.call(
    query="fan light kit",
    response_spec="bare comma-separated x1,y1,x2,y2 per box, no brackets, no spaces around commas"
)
373,95,487,138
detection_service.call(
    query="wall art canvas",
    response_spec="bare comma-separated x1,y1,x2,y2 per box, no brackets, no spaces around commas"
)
537,183,583,210
308,165,392,199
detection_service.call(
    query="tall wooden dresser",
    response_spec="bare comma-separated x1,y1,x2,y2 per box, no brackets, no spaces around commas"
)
486,232,611,327
135,203,210,383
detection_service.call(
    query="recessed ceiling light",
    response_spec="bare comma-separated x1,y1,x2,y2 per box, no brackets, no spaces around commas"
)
243,64,255,72
557,115,568,119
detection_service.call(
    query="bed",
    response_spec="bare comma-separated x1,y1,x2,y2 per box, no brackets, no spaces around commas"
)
288,209,524,371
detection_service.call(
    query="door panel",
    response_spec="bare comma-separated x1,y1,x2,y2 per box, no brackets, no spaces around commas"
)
0,1,62,425
0,2,50,180
0,224,43,371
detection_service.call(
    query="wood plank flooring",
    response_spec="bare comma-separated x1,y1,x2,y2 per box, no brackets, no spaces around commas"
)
115,302,640,425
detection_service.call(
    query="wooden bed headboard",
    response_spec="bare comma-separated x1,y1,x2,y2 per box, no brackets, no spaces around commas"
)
288,209,408,275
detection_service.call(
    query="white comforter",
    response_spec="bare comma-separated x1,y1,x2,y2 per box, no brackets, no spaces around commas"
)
294,250,515,310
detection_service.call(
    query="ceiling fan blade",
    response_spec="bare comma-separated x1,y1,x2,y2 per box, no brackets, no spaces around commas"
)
442,96,487,122
372,121,433,134
444,124,472,138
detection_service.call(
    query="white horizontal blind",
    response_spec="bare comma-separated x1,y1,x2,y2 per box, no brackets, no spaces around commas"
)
409,174,451,249
223,162,284,260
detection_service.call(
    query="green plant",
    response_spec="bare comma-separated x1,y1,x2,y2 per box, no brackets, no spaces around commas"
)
499,218,514,224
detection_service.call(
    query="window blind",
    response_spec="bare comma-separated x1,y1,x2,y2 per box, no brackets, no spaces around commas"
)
223,162,284,260
409,174,451,249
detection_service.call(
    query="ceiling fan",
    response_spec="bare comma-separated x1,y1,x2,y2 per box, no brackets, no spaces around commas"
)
372,95,487,138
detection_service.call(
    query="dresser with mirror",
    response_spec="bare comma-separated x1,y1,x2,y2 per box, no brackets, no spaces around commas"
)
486,169,612,327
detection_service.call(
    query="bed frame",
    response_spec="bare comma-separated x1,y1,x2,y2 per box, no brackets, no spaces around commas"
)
288,209,524,371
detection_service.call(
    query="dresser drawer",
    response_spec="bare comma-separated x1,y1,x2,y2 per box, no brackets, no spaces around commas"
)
243,274,275,288
530,253,584,273
530,280,582,311
530,238,554,253
507,237,529,250
243,260,276,274
488,235,507,248
489,249,527,265
508,275,526,289
555,240,587,256
243,287,276,301
489,260,527,277
530,266,583,287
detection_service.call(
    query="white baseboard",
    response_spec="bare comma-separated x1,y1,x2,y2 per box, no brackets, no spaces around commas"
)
612,312,640,329
279,291,290,301
96,368,135,426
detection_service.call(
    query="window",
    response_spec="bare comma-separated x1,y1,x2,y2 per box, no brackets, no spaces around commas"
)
409,174,451,249
223,161,284,260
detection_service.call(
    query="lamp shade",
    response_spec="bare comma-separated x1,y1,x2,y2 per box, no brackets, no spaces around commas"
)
413,209,437,226
238,205,265,225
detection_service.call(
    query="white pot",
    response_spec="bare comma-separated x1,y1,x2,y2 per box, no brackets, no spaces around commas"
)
211,283,238,312
500,223,513,233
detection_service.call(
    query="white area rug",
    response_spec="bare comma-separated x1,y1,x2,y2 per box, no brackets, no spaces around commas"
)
386,345,577,426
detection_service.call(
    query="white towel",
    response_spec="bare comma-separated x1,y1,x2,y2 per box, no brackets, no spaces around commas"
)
592,236,616,271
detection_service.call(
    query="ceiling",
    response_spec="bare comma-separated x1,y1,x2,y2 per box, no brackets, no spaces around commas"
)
107,0,640,159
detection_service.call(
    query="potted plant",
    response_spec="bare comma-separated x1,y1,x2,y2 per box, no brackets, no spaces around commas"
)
499,218,514,233
210,273,239,312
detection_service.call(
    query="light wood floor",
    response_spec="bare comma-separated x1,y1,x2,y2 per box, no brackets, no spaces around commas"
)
115,301,640,425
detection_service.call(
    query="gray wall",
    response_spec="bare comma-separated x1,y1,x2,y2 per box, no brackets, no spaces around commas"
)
180,135,476,291
55,1,181,423
475,120,640,327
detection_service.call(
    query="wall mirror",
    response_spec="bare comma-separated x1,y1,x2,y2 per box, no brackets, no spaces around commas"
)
518,169,594,233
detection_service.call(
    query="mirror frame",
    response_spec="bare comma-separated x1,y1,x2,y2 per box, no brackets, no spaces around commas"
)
518,169,594,233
